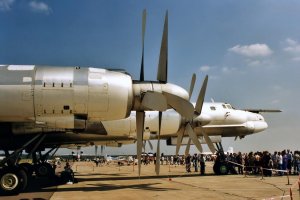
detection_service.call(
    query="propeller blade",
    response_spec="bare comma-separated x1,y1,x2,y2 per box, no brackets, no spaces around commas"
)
157,11,168,83
155,112,162,175
163,92,194,120
188,73,196,100
186,123,203,152
185,138,191,155
136,111,145,177
175,126,185,156
202,131,216,154
142,91,168,111
147,140,153,151
140,9,146,81
195,75,208,116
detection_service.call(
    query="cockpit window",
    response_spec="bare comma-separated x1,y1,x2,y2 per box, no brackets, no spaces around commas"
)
225,104,232,109
210,106,216,111
222,104,233,109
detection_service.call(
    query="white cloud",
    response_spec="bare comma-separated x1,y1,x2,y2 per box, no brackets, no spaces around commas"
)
199,65,211,72
228,43,273,57
247,60,261,66
283,38,300,54
29,1,51,14
283,38,300,62
285,38,298,46
222,66,237,73
0,0,14,11
245,58,272,68
292,57,300,61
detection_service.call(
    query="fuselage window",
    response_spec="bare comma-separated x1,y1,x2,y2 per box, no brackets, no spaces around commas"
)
226,104,232,109
210,106,216,111
222,104,226,109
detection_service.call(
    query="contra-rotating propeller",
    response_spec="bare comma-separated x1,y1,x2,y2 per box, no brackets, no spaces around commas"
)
135,10,195,177
175,74,217,155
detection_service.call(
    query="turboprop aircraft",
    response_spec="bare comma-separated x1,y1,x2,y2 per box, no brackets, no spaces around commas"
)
0,10,195,194
0,74,280,186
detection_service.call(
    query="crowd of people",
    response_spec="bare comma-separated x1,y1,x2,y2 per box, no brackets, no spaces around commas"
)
137,149,300,176
226,149,300,176
138,153,208,175
68,149,300,178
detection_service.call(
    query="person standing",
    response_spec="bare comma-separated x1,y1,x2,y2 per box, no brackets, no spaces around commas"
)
278,152,283,176
287,149,293,175
192,153,198,172
236,152,243,175
282,150,288,175
185,154,191,173
199,154,205,175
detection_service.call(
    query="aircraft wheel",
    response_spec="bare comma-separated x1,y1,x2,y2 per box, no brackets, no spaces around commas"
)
213,162,219,174
0,167,28,195
213,161,229,175
218,162,229,175
35,163,55,177
19,163,34,177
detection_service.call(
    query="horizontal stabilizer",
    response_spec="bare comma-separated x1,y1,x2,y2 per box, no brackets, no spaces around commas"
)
243,109,282,113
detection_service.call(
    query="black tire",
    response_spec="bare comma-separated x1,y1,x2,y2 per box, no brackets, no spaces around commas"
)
35,163,55,177
18,169,28,192
213,161,229,175
213,162,220,174
19,163,34,176
0,167,28,195
218,163,229,175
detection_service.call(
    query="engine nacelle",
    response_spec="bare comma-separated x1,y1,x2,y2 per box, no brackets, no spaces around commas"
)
0,65,133,129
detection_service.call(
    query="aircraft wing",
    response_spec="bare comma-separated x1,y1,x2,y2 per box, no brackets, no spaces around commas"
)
203,124,246,128
242,109,282,113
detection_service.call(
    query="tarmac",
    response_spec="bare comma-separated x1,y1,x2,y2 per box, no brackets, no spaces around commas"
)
1,161,299,200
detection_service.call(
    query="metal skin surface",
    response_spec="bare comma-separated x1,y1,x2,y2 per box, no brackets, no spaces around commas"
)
0,65,133,126
193,102,268,137
0,101,268,150
0,65,190,132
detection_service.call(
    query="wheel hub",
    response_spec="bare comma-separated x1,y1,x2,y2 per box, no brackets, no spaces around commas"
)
219,165,227,174
1,173,18,190
38,165,48,176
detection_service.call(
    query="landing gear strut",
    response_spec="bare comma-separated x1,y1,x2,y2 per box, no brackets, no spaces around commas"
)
32,147,59,177
213,142,229,175
0,134,42,194
0,134,58,195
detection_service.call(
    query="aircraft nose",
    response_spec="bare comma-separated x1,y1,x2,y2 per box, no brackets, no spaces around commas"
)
245,121,268,133
247,112,265,121
253,121,268,133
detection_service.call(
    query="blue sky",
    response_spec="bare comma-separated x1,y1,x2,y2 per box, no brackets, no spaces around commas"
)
1,0,300,155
